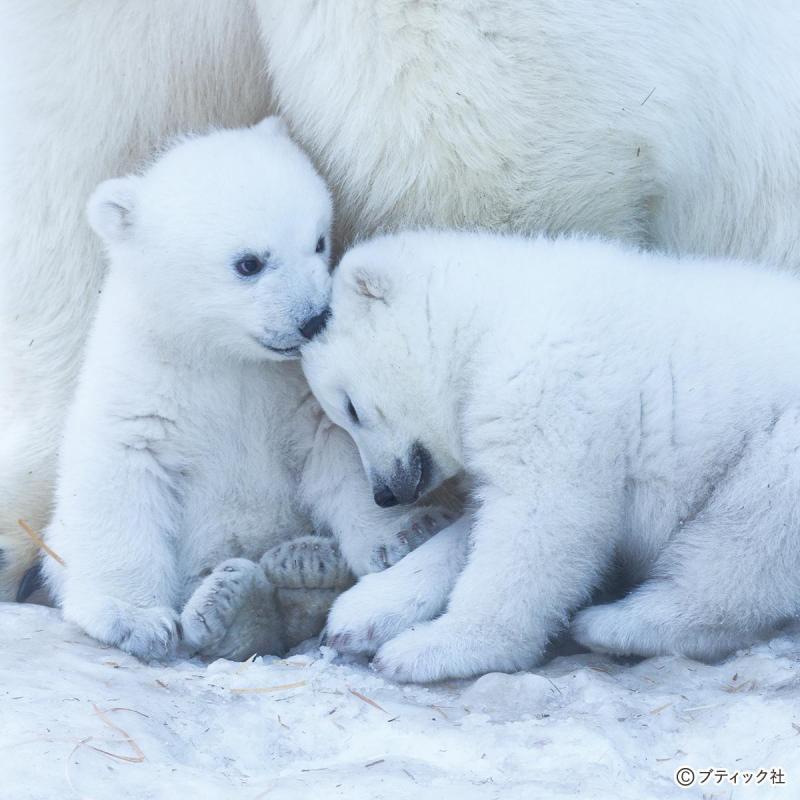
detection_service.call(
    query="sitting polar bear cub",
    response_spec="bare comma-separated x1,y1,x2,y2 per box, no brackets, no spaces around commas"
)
43,120,451,661
304,230,800,682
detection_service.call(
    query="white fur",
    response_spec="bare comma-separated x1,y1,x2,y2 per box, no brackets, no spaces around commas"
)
259,0,800,263
42,125,450,660
305,231,800,682
325,518,470,656
4,1,800,596
0,0,271,597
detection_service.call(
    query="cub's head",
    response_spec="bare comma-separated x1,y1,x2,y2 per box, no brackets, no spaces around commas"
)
302,233,462,508
87,116,332,360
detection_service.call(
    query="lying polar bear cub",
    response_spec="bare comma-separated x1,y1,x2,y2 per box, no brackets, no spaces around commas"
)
304,230,800,682
43,120,451,661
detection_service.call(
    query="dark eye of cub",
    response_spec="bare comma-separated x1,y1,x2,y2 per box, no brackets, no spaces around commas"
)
346,397,359,424
234,255,264,277
315,236,326,254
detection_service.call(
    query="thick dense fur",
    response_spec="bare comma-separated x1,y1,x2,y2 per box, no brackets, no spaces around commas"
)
42,124,452,661
0,0,272,598
258,0,800,261
306,231,800,682
4,0,800,597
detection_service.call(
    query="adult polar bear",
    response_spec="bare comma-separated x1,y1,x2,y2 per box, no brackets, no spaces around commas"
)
2,0,800,599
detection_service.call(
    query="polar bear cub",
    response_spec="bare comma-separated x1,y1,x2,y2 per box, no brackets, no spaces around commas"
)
43,121,449,661
304,231,800,682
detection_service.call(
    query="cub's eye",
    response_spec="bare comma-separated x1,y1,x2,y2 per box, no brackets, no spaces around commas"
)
315,236,326,254
346,397,359,425
234,255,264,277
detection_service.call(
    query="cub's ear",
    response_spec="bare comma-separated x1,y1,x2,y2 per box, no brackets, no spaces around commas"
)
347,264,392,304
87,176,139,243
253,115,289,139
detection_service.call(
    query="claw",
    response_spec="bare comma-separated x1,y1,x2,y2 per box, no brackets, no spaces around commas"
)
378,546,389,569
327,632,352,651
16,563,43,602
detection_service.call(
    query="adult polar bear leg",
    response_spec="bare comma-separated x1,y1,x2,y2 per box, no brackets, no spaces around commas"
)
0,0,271,600
572,408,800,662
325,517,471,657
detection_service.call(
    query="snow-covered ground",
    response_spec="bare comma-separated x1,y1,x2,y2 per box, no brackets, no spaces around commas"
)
2,602,799,800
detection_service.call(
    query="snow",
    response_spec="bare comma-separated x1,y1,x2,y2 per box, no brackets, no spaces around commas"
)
2,602,799,799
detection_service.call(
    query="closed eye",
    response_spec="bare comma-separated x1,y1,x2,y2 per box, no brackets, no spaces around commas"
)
346,397,359,425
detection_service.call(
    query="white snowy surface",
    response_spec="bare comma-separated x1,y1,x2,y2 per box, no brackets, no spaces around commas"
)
1,603,799,799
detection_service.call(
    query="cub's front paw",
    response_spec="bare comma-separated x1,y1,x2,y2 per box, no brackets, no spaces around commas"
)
366,508,456,573
261,535,352,590
372,620,477,683
181,558,267,654
325,571,429,656
65,596,181,661
372,617,529,683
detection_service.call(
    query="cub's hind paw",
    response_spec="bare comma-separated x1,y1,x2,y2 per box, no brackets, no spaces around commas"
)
181,558,267,654
261,535,352,590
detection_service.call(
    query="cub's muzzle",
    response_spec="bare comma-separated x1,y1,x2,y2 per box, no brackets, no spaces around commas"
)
371,441,432,507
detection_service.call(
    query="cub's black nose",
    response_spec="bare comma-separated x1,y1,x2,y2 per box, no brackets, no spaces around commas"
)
299,308,331,340
373,484,399,508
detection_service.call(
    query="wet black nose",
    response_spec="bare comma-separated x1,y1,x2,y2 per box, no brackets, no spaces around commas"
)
299,308,331,340
373,484,399,508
